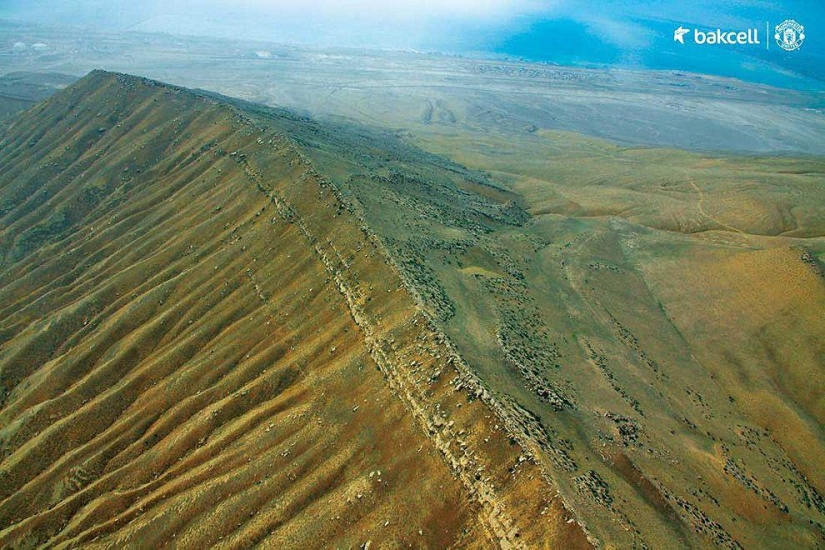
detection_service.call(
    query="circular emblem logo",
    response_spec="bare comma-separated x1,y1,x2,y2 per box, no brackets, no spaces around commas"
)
775,19,805,51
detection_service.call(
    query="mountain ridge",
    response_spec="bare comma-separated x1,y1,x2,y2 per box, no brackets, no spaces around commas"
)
0,69,589,548
2,69,824,549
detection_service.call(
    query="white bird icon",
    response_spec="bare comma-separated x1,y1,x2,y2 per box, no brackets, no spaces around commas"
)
674,26,690,44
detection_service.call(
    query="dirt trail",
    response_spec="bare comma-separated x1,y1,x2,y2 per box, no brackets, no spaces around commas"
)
689,178,746,235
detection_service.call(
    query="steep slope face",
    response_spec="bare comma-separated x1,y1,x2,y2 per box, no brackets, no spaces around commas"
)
266,100,825,547
0,72,589,548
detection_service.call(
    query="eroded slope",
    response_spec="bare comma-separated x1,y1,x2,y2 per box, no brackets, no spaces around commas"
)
0,71,588,548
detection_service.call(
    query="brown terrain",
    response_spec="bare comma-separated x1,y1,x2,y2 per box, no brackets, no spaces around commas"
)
1,69,824,549
0,71,587,548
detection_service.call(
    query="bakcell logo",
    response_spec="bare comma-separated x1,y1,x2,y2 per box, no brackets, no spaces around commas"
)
674,20,805,51
674,26,761,45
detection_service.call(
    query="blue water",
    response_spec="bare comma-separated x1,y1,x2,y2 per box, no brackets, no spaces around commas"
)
494,15,825,91
2,0,822,91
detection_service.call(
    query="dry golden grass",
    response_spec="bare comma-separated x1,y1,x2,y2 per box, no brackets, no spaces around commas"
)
0,72,589,548
642,245,825,491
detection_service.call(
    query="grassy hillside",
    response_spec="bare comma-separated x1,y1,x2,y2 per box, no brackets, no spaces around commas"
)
0,71,587,548
274,100,825,548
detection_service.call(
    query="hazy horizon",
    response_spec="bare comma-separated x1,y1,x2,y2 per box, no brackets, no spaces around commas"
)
1,0,823,89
